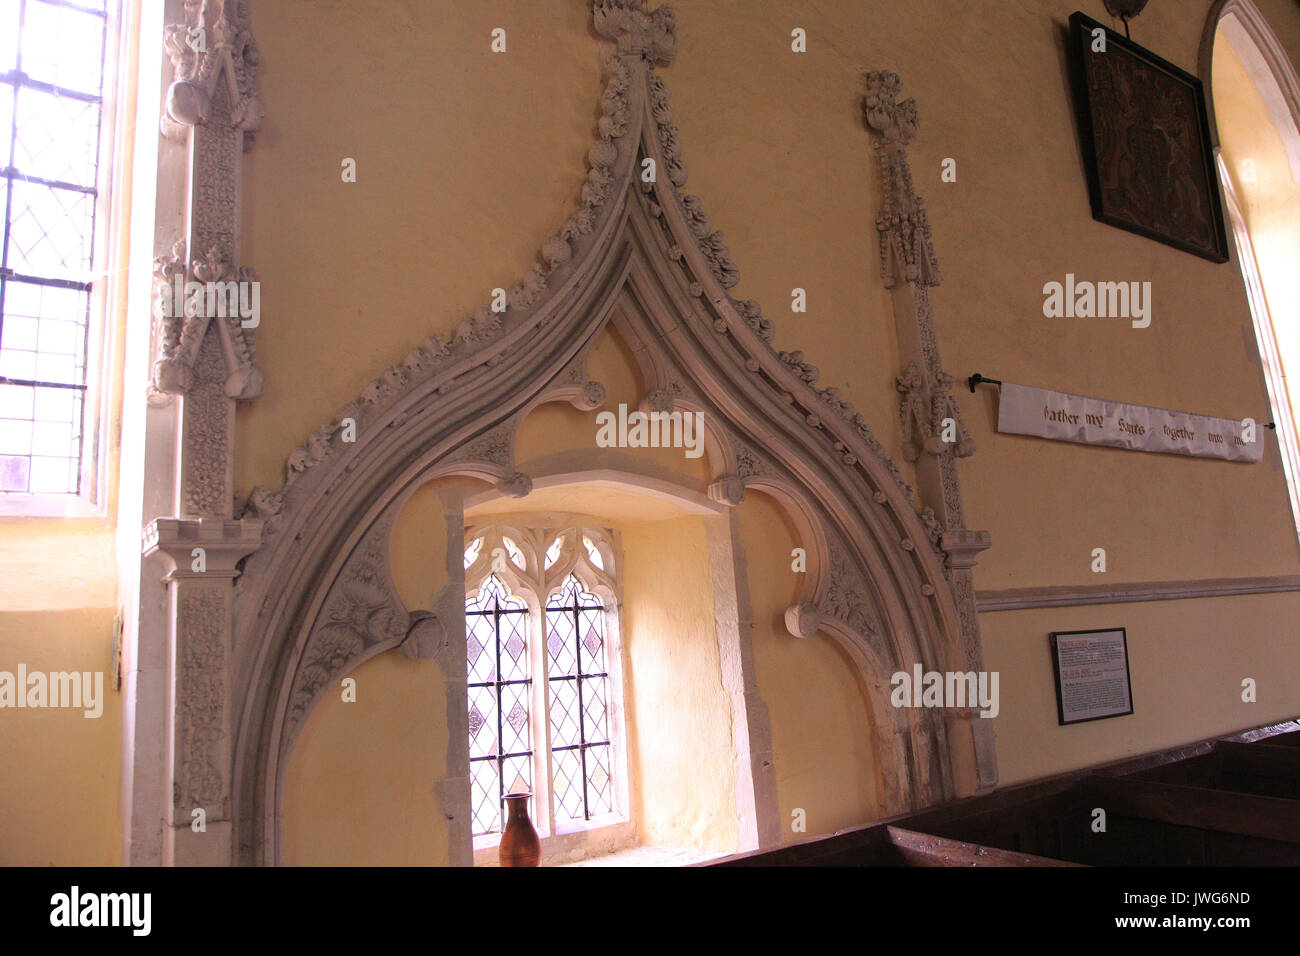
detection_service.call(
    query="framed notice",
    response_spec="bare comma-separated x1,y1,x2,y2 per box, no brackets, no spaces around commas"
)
1050,627,1134,725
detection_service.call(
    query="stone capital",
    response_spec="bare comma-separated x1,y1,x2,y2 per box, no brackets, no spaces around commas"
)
941,529,993,571
143,517,263,581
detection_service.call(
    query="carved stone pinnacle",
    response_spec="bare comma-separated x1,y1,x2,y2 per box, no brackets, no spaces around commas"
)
592,0,677,66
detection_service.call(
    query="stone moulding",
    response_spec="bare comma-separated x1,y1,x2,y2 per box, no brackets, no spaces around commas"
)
227,0,992,864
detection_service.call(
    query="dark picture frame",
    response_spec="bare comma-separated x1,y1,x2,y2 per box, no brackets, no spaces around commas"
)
1066,11,1230,263
1050,627,1135,726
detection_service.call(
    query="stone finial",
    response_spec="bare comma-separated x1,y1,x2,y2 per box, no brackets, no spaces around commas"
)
863,71,919,145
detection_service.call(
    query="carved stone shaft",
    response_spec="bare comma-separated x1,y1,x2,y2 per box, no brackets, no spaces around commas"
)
864,72,995,794
144,517,262,865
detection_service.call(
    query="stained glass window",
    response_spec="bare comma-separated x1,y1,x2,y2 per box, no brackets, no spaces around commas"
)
465,574,533,836
1,0,113,494
545,574,613,822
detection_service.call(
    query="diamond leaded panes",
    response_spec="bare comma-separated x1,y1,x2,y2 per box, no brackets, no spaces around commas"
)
1,0,112,495
465,529,624,848
465,575,532,836
545,574,612,822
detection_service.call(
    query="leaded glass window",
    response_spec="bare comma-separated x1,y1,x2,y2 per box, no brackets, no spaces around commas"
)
1,0,113,495
465,574,533,836
545,574,613,822
464,525,626,850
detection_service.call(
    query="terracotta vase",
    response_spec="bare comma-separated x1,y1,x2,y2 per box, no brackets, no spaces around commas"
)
499,793,541,867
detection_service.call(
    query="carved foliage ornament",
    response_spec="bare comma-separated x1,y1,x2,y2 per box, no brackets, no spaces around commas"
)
177,588,226,812
151,240,262,400
819,540,883,640
593,0,677,64
863,71,940,289
285,519,409,736
896,361,974,461
164,0,263,137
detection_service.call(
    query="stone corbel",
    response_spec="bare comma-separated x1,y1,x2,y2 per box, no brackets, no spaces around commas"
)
783,602,821,639
708,475,747,507
782,536,884,647
546,351,608,413
705,433,777,508
441,419,533,500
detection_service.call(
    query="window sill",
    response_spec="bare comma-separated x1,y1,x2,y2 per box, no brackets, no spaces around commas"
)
0,493,107,520
473,816,636,866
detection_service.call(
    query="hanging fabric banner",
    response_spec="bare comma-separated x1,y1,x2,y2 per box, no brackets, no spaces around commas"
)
996,382,1263,463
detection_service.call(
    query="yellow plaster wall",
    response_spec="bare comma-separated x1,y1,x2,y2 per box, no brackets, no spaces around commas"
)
735,489,881,842
283,479,452,866
251,0,1300,862
982,591,1300,786
281,650,451,866
621,515,737,852
0,606,121,865
513,326,713,487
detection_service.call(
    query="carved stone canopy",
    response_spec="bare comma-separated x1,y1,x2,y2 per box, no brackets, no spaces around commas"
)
225,1,992,863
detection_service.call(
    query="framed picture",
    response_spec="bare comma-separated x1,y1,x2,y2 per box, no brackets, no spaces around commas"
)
1050,627,1134,725
1066,11,1230,263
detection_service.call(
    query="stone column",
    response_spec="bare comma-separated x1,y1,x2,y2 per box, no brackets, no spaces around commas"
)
136,0,266,864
